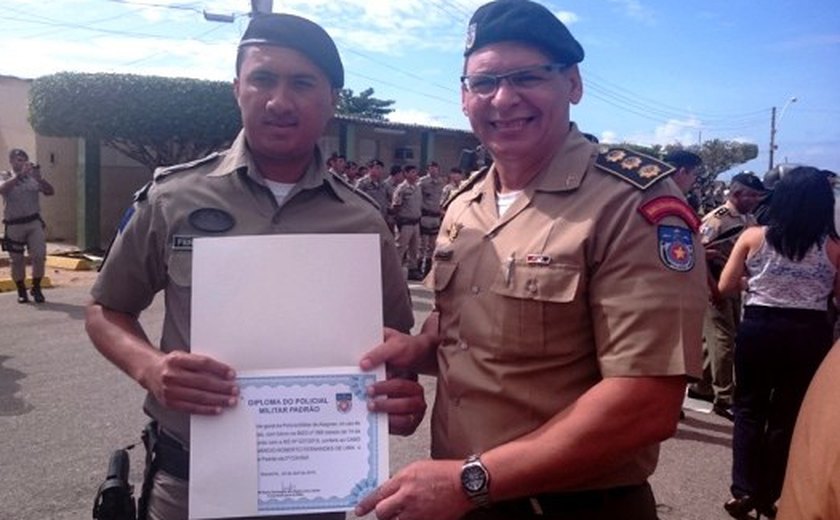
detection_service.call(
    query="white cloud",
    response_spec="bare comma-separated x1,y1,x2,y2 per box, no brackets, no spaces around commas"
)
388,108,448,127
620,117,702,147
605,0,656,24
600,130,620,144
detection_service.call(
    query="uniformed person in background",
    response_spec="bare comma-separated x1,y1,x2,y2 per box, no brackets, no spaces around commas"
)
440,166,465,209
0,148,55,303
85,13,425,520
355,1,707,519
391,164,423,280
690,172,765,420
355,159,390,221
664,149,703,211
418,161,446,276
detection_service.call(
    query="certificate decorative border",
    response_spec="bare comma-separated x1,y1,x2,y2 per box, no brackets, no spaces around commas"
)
238,373,379,513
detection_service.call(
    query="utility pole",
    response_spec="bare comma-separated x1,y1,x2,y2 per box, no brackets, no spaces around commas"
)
768,96,797,170
768,106,777,171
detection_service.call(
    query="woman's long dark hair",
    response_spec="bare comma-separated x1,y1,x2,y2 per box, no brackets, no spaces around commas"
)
766,166,839,261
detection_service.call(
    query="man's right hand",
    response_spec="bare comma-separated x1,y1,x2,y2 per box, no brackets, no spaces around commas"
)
139,351,238,415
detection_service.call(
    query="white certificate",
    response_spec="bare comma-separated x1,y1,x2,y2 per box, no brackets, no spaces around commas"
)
240,368,387,515
188,234,388,519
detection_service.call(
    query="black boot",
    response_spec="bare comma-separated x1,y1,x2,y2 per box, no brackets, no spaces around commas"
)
31,278,45,303
15,281,29,304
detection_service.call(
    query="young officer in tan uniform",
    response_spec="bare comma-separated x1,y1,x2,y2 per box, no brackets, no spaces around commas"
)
391,165,423,280
692,172,764,419
418,162,446,276
0,148,55,303
85,14,424,520
355,1,707,519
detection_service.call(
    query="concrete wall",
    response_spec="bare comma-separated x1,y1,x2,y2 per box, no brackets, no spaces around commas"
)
0,76,36,161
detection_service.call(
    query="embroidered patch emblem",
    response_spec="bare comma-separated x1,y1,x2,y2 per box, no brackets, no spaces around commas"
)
117,206,135,234
658,226,695,272
336,392,352,413
638,196,701,232
172,235,193,251
188,208,235,233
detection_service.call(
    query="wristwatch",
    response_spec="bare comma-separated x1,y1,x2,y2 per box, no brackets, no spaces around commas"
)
460,454,491,507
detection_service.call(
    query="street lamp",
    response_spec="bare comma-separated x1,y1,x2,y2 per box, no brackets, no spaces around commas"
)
768,96,798,170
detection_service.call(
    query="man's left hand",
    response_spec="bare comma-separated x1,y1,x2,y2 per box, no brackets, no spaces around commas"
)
355,459,472,520
367,376,427,436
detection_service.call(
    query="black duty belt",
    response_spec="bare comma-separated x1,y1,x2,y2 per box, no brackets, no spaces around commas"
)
466,484,653,519
155,428,189,480
421,209,442,217
396,217,420,226
3,213,41,225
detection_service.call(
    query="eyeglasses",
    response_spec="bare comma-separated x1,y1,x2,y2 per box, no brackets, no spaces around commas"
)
460,63,570,96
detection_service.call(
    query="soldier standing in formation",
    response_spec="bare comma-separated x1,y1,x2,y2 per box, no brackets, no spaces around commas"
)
418,161,447,276
355,159,390,221
392,164,424,280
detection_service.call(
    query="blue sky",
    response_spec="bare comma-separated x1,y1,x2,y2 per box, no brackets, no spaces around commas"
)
2,0,838,178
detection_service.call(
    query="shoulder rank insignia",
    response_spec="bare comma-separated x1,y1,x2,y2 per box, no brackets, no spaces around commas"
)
713,206,730,217
442,166,490,210
595,146,675,190
153,152,221,182
638,196,700,232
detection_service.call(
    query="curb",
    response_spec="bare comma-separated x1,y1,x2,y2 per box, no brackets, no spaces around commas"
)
0,276,53,293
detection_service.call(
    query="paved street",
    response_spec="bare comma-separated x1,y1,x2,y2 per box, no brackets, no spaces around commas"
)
1,282,740,520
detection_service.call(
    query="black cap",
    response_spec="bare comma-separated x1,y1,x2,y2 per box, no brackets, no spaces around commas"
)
465,0,584,64
731,172,766,192
664,150,702,169
239,13,344,88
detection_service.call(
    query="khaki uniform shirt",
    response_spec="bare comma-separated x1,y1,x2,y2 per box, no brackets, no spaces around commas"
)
0,171,42,220
419,174,446,216
427,127,706,490
355,175,390,219
777,345,840,520
91,131,414,444
700,200,756,278
392,180,422,221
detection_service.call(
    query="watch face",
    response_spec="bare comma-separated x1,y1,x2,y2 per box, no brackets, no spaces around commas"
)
461,464,486,492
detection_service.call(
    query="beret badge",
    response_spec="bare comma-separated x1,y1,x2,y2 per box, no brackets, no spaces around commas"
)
465,23,477,52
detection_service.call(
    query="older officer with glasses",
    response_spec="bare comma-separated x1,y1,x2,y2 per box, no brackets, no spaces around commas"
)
356,1,707,519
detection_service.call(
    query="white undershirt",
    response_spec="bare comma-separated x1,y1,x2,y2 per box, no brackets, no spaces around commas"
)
263,178,296,205
496,190,522,216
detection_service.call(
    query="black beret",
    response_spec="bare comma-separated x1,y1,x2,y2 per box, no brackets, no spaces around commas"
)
731,172,767,192
239,13,344,88
664,150,702,169
465,0,584,64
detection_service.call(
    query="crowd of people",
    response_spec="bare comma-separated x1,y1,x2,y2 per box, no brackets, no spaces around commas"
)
329,153,467,281
2,1,836,519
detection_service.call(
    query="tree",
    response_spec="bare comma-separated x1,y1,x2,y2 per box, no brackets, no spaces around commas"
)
336,88,394,120
29,72,241,170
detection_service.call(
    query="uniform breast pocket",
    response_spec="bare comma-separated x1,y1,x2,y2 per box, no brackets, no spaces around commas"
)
488,264,586,357
428,260,457,293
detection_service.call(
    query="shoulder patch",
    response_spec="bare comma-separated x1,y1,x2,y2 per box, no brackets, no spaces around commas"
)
152,152,221,182
638,196,701,232
442,166,490,210
595,146,675,190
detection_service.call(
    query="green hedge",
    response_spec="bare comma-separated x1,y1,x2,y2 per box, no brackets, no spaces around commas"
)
29,72,241,142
